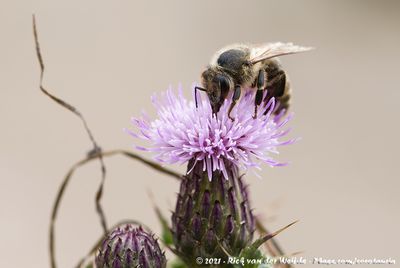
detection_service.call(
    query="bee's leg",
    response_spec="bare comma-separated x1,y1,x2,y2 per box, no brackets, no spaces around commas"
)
228,85,241,121
253,69,266,119
194,86,207,108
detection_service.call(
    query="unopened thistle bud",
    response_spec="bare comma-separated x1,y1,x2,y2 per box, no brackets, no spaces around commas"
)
95,224,166,268
172,159,254,266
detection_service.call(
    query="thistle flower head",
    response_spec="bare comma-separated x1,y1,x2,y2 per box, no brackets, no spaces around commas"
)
128,86,295,179
95,224,166,268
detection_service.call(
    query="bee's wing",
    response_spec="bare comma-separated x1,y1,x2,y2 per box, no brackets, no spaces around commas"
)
249,42,313,64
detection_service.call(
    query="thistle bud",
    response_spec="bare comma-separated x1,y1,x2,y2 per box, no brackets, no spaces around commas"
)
95,224,166,268
172,159,254,266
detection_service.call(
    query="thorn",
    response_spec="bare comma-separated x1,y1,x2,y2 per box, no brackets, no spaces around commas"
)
252,220,298,250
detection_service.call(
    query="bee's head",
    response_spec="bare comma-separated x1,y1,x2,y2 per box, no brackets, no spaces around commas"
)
201,69,232,114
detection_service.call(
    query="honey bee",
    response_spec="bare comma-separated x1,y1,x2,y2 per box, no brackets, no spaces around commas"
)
195,43,312,120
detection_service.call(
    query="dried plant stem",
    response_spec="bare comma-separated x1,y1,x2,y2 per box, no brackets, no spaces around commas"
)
32,14,108,267
32,16,181,268
50,149,181,268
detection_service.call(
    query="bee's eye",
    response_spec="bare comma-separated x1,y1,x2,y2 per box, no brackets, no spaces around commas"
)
217,76,230,93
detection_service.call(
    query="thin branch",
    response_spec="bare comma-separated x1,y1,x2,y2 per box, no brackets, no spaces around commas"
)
49,149,181,268
32,14,109,267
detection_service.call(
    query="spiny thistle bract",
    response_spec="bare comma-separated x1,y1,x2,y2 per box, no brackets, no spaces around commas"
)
95,224,166,268
172,159,254,266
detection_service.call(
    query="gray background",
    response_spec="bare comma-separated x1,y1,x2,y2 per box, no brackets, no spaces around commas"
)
1,0,399,267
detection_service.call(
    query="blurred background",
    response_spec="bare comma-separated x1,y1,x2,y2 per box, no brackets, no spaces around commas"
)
1,0,399,267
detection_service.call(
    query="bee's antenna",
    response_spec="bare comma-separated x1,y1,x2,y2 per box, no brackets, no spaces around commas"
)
194,86,206,108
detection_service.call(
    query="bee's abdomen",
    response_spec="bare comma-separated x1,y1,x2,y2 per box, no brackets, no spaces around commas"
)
275,86,291,114
263,59,291,115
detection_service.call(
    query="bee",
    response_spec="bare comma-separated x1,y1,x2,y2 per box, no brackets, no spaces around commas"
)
195,43,312,120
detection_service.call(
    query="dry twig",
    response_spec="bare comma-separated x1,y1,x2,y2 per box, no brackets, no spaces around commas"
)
32,15,181,268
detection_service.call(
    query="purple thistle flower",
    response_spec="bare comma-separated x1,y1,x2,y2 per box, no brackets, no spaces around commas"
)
127,85,296,180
